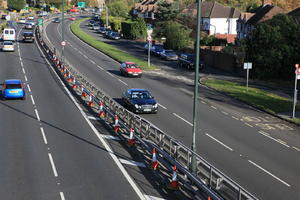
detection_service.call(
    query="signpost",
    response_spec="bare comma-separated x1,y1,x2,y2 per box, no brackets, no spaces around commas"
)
243,62,252,91
147,27,153,68
292,64,300,118
77,2,86,8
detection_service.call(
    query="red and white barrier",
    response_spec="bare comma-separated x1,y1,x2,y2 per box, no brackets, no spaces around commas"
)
127,128,136,146
113,115,120,133
167,165,179,190
99,102,105,118
150,148,159,170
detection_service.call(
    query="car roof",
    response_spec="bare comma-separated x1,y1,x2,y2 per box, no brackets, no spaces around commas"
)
124,62,135,65
4,79,22,84
127,88,148,93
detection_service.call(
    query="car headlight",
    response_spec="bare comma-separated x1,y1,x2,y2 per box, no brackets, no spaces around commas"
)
153,103,158,108
135,104,139,108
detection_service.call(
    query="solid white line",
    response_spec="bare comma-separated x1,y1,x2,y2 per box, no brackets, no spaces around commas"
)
258,131,290,148
24,75,28,82
40,127,48,144
34,109,40,121
221,111,228,115
90,60,96,64
107,72,114,77
172,113,193,126
245,123,253,127
30,95,35,105
87,116,101,120
144,195,166,200
101,135,120,141
48,153,58,177
205,133,233,151
201,101,207,104
119,158,146,168
97,65,103,70
59,192,66,200
211,106,217,110
248,160,291,187
37,42,146,200
27,84,31,92
21,62,24,68
118,79,128,86
158,103,167,110
292,146,300,152
83,54,88,59
232,116,239,120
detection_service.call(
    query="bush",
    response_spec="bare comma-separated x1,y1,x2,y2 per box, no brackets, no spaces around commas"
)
121,17,146,40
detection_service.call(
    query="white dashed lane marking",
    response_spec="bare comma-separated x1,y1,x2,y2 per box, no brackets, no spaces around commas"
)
97,65,103,70
27,84,31,92
118,79,128,86
248,160,291,187
172,113,193,126
211,106,217,110
292,146,300,152
232,116,239,120
40,127,48,145
201,101,207,104
60,192,66,200
30,95,35,105
34,109,40,121
158,103,167,110
205,133,234,151
48,153,58,177
258,131,290,148
221,111,228,115
245,123,253,127
24,75,28,82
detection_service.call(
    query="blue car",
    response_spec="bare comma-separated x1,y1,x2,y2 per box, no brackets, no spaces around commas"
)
2,79,25,100
122,89,158,114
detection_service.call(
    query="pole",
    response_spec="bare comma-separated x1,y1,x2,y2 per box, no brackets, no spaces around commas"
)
246,67,249,92
61,0,65,62
148,40,151,68
292,71,298,118
191,0,201,173
106,6,108,28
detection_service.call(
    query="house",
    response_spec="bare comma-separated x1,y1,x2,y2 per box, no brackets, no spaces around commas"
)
181,1,241,43
0,0,7,9
236,0,285,40
288,7,300,25
132,0,173,23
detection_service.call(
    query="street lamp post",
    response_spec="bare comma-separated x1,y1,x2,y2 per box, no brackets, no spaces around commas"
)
191,0,202,173
105,6,108,28
61,0,65,62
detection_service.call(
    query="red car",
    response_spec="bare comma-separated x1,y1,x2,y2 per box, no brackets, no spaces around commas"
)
120,62,142,77
69,16,76,21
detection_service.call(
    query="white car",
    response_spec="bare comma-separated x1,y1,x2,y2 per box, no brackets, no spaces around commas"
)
1,41,15,52
27,16,34,20
25,23,33,29
19,18,26,24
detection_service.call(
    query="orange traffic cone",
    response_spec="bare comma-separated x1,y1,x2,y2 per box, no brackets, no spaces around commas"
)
72,78,77,89
81,87,87,98
99,102,105,118
127,128,136,146
167,165,179,190
150,148,159,170
207,197,212,200
113,115,120,133
87,95,94,107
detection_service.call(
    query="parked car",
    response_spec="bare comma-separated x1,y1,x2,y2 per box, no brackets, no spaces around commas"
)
98,27,107,34
19,18,26,24
110,32,121,40
88,20,95,26
24,22,33,29
160,50,178,61
52,17,61,23
177,53,204,70
104,30,114,38
27,16,34,20
2,79,25,100
1,41,15,51
69,16,76,21
22,32,34,43
92,24,100,31
122,89,158,114
152,46,164,56
1,14,7,20
120,62,142,77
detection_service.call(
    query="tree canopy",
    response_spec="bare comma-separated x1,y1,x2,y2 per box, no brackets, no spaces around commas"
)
7,0,25,10
107,0,130,18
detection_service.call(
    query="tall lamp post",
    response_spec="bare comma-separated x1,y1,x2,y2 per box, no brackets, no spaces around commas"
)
61,0,65,62
191,0,202,173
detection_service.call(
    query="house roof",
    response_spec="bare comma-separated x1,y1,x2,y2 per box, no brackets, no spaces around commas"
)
182,1,241,19
247,5,284,25
288,7,300,24
238,12,255,22
134,0,173,14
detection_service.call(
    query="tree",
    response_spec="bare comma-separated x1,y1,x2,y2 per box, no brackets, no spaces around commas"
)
7,0,25,10
156,1,181,21
107,0,130,18
245,14,300,80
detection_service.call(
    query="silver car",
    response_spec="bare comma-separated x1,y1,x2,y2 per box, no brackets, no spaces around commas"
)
160,50,178,61
1,41,15,52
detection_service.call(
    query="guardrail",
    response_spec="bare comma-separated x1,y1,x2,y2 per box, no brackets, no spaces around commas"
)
35,19,259,200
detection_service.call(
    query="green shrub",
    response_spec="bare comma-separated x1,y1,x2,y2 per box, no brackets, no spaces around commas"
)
121,17,146,40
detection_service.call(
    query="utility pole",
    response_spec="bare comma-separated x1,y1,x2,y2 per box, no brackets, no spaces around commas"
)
61,0,65,62
191,0,201,173
105,6,108,28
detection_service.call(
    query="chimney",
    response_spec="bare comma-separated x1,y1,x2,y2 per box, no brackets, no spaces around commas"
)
262,0,272,6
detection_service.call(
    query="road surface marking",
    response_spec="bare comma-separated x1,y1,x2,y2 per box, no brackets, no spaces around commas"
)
221,111,228,115
106,71,114,77
205,133,233,151
59,192,65,200
248,160,291,187
118,79,128,86
144,195,166,200
158,103,167,110
97,65,104,70
232,116,239,120
87,116,101,120
40,127,48,144
22,67,25,73
245,123,253,127
119,158,146,168
276,139,288,146
292,146,300,152
90,60,96,64
30,95,35,105
48,153,58,177
259,131,290,148
83,54,88,59
201,101,207,104
173,113,193,126
24,75,28,82
34,109,40,121
101,134,120,140
210,106,217,110
27,84,31,92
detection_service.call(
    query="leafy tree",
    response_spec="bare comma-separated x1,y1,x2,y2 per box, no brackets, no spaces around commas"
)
107,0,130,18
7,0,25,10
156,1,181,21
245,14,300,80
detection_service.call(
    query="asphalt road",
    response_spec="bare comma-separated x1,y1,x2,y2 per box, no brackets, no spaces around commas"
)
0,25,174,200
43,17,300,200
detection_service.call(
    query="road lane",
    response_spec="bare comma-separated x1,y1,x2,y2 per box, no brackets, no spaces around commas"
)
44,19,300,199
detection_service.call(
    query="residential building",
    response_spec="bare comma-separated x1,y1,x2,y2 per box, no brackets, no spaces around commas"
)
236,0,285,40
0,0,7,9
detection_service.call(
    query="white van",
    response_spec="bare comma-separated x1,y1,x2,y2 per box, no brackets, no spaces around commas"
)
2,28,16,41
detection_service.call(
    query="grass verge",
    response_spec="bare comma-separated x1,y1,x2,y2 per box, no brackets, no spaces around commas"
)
202,79,300,124
70,18,157,70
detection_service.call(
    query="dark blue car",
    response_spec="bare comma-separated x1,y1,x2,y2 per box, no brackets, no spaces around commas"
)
2,79,25,100
122,89,158,114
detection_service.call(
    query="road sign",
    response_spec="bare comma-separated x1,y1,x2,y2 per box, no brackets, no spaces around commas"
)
78,2,86,8
243,62,252,69
147,36,152,41
61,41,66,46
37,18,43,26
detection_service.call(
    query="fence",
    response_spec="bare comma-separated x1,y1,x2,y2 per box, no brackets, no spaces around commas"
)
35,18,259,200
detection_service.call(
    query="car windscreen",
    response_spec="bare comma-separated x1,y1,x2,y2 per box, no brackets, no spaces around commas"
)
127,64,138,68
3,41,13,45
6,84,22,89
23,33,33,36
131,91,152,99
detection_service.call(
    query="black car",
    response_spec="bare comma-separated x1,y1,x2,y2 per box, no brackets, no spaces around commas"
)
177,53,204,70
22,32,35,43
52,18,61,23
122,89,158,114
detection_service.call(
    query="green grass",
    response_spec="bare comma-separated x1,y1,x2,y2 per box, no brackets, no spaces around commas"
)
70,18,157,70
202,79,300,120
